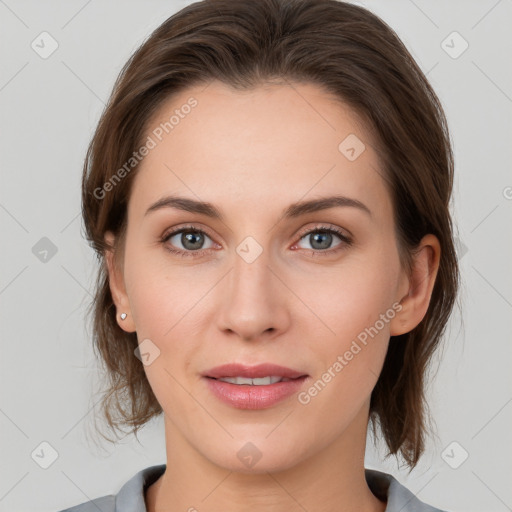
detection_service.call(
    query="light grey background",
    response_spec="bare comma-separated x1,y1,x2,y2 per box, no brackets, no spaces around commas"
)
1,0,511,511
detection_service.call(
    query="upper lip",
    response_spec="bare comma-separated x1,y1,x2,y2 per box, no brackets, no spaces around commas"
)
203,363,308,379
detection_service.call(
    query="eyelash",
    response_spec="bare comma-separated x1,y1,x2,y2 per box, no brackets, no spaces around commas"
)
160,224,353,259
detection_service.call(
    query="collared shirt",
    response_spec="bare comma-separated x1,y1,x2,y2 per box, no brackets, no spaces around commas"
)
57,464,448,512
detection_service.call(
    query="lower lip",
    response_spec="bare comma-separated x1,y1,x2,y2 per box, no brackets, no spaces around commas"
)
204,376,308,409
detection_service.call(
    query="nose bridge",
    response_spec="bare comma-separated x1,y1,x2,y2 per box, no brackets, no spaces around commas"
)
217,234,288,339
230,236,274,306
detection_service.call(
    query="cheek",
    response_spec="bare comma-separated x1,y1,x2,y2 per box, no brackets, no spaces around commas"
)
298,259,399,418
125,263,200,410
122,251,206,389
123,241,193,338
307,245,400,388
319,251,399,334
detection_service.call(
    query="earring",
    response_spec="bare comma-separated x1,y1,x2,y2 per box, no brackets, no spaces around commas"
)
120,313,127,320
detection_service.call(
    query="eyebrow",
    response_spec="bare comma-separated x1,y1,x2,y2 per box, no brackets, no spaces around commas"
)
144,194,372,221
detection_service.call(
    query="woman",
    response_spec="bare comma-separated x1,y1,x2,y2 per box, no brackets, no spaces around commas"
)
59,0,459,510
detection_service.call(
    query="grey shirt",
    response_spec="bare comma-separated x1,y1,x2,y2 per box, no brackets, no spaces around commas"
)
57,464,448,512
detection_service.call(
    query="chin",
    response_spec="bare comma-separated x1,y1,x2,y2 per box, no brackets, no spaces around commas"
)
199,433,312,475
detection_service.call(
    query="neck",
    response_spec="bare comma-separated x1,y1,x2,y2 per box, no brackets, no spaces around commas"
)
145,404,386,512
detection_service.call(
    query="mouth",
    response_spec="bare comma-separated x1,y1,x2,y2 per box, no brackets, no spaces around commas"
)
202,363,309,409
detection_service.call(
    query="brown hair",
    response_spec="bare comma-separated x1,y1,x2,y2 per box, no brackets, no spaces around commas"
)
81,0,459,468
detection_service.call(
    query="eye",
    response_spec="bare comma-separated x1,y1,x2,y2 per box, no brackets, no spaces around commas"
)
160,223,353,259
161,225,217,258
293,224,352,256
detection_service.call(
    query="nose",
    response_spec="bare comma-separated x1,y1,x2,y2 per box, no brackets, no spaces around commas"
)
216,247,291,342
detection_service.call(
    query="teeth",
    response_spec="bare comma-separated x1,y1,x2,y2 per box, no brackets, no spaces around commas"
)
218,376,287,385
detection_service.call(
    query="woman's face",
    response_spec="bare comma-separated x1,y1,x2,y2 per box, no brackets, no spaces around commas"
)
108,80,412,472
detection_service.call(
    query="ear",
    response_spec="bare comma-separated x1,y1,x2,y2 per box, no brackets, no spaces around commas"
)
389,234,441,336
104,231,136,333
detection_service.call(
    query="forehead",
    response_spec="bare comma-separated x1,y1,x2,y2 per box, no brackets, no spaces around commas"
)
130,80,390,223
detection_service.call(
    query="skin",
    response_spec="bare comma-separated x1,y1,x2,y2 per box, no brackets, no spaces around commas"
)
105,80,440,512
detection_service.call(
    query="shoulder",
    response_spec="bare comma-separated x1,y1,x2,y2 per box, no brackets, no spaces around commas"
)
56,494,115,512
55,464,166,512
365,468,449,512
